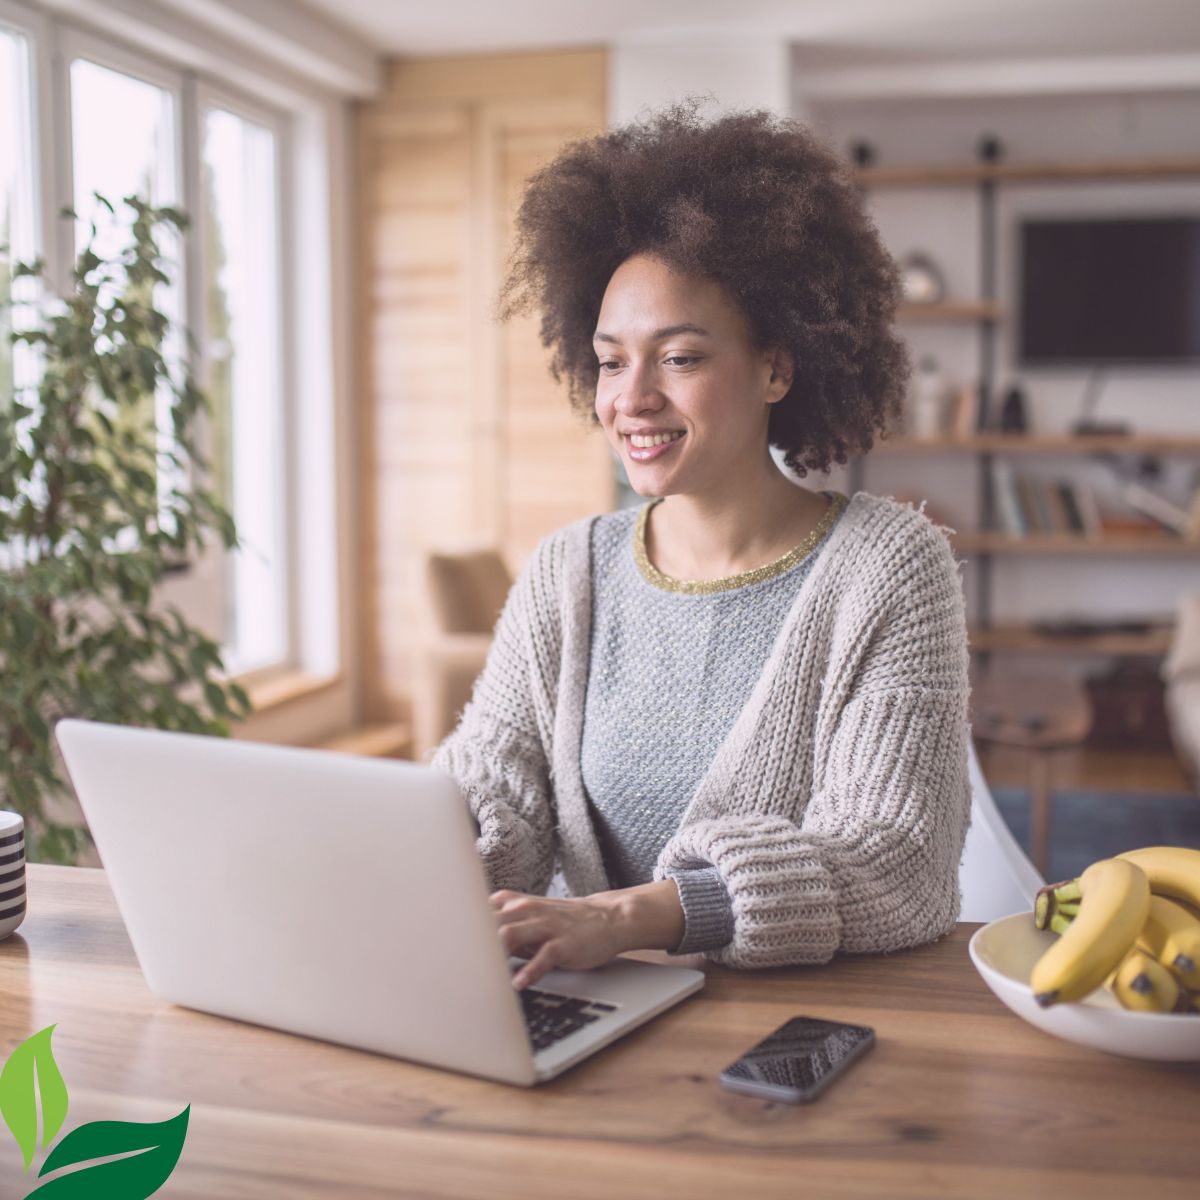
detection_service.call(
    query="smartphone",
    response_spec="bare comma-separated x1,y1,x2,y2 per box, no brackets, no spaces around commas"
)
718,1016,875,1103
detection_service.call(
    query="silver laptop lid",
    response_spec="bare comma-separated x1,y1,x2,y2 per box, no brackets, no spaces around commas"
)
55,718,538,1085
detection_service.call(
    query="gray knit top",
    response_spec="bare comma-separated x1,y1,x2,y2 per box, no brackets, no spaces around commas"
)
581,493,849,954
430,489,972,971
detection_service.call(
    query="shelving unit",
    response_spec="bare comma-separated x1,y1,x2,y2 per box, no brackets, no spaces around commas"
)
849,153,1200,661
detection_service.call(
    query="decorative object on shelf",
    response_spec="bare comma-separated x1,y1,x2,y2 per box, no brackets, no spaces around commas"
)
978,132,1005,163
908,355,948,439
949,382,981,440
1092,452,1198,538
1071,365,1131,437
999,384,1029,433
1119,480,1193,537
897,251,947,304
848,139,876,167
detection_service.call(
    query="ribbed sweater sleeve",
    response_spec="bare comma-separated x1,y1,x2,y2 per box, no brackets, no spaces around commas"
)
666,866,735,954
428,538,560,897
652,516,972,969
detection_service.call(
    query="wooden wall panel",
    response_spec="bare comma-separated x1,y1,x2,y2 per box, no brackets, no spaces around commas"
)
357,50,612,725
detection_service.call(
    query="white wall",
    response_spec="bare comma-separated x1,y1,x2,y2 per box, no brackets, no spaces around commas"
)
803,90,1200,638
609,36,800,127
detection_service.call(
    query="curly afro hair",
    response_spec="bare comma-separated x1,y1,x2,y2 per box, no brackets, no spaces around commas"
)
495,97,910,478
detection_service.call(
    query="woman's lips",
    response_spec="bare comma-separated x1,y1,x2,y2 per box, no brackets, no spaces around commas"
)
626,433,684,462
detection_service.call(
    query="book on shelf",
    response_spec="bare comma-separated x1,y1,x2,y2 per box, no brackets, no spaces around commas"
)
1044,482,1075,534
990,468,1104,537
1054,480,1086,534
990,459,1025,535
1014,472,1043,532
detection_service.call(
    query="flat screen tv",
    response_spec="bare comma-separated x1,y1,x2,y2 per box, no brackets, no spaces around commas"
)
1018,215,1200,365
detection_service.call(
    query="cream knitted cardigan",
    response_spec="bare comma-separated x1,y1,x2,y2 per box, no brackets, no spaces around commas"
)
430,489,973,969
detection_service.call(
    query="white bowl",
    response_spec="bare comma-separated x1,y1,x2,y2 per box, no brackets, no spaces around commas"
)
968,911,1200,1062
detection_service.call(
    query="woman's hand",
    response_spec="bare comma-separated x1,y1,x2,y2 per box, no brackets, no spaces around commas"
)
491,880,686,990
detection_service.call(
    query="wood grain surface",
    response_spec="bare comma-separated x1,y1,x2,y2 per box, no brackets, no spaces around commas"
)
1,866,1197,1199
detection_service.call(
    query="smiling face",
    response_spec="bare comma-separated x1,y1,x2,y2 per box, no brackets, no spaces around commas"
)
593,253,793,501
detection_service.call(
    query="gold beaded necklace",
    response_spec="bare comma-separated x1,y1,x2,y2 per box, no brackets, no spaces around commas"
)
633,490,849,595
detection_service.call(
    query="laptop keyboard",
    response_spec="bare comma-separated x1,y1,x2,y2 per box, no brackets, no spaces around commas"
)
517,985,619,1053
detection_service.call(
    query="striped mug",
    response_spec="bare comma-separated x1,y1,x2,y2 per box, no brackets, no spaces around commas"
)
0,812,26,939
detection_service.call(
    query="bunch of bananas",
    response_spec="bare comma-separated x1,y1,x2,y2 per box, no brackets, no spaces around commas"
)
1030,846,1200,1014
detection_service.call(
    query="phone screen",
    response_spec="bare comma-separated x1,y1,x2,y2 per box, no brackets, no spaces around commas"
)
719,1016,875,1103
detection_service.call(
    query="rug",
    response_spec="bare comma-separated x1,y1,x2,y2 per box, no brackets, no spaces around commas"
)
991,787,1200,883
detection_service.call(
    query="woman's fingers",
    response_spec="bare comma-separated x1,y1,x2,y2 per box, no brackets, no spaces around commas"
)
497,917,551,957
512,941,561,991
488,893,621,986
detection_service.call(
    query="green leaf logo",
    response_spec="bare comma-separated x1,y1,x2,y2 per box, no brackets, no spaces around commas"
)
0,1026,70,1170
23,1105,190,1200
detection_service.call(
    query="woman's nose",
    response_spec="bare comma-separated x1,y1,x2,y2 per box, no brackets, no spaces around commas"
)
612,362,665,415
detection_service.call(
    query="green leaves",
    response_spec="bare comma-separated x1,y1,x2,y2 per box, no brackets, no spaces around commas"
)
0,1026,69,1170
24,1105,190,1200
1,1026,189,1199
1,191,254,863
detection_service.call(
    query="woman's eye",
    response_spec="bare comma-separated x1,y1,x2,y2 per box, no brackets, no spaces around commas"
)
597,356,699,372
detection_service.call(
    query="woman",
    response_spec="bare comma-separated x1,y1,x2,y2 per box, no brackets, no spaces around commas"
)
431,100,971,991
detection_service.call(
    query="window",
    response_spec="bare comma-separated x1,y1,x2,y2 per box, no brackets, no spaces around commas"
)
0,0,352,718
0,22,36,412
68,53,182,516
200,102,287,672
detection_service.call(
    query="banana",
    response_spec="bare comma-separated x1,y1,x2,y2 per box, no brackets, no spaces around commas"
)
1108,948,1180,1012
1116,847,1200,909
1030,858,1151,1007
1137,894,1200,990
1105,946,1182,1013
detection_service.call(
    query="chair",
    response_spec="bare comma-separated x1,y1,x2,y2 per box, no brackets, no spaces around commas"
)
1163,591,1200,792
958,736,1045,922
412,548,513,762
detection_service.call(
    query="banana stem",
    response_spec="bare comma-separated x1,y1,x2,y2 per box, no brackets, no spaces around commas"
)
1034,878,1082,931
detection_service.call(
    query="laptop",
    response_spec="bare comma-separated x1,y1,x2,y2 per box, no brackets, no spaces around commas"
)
54,718,704,1086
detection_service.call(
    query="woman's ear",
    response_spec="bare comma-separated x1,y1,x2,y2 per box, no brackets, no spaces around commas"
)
765,346,795,403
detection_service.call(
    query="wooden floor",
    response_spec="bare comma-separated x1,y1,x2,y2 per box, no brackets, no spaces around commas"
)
976,743,1196,796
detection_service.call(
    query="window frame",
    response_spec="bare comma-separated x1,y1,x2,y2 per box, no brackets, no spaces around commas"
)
0,0,358,735
0,0,54,290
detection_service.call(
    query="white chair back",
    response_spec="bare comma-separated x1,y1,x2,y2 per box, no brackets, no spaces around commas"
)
959,737,1045,922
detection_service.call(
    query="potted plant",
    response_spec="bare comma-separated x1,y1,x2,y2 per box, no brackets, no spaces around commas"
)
0,194,252,864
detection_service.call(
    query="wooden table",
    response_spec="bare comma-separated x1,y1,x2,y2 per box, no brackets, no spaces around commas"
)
1,867,1197,1199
